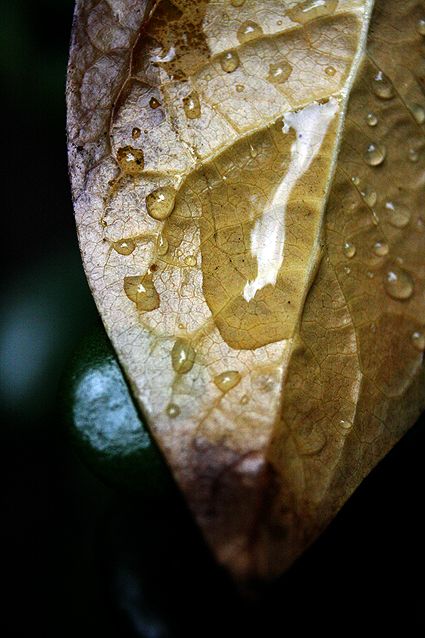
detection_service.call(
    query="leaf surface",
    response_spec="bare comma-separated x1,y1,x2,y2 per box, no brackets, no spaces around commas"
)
67,0,425,580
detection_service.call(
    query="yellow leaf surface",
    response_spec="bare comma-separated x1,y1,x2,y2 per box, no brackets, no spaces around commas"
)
67,0,425,580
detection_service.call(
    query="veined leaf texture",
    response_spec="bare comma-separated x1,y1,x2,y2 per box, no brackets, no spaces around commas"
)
67,0,425,580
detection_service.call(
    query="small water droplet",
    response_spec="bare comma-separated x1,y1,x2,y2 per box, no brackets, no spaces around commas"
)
214,370,241,392
325,65,336,76
157,234,169,256
408,148,419,162
171,339,196,374
343,241,356,258
384,267,414,300
237,20,263,43
372,70,394,99
146,186,176,221
367,270,375,279
373,240,389,257
411,104,425,124
240,394,249,405
339,419,353,430
344,266,351,275
416,217,425,232
351,175,360,186
267,60,292,84
364,142,386,166
249,144,258,158
286,0,338,23
117,146,144,174
417,19,425,35
411,331,425,352
183,91,201,119
366,112,378,127
385,201,411,228
166,403,180,418
361,186,377,207
124,274,160,311
231,0,245,6
184,254,197,267
236,83,245,92
220,50,240,73
149,97,161,109
371,210,380,226
132,127,141,140
113,239,136,255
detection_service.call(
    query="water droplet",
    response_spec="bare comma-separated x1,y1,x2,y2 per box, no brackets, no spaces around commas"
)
373,240,389,257
237,20,263,43
372,71,394,99
149,97,161,109
183,91,201,119
117,146,144,174
416,217,425,232
240,394,249,405
220,50,240,73
339,419,353,430
343,241,356,258
364,142,386,166
385,201,411,228
124,274,160,311
360,186,377,207
157,234,169,256
384,267,414,300
344,266,351,275
351,175,360,186
166,403,180,418
231,0,245,6
214,370,241,392
249,144,258,158
171,339,196,374
113,239,136,255
132,127,141,140
411,331,425,352
371,210,380,226
411,104,425,124
366,112,378,127
184,254,197,267
236,84,245,92
146,186,176,221
417,19,425,35
367,270,375,279
325,65,336,77
408,148,419,162
287,0,338,23
267,60,293,85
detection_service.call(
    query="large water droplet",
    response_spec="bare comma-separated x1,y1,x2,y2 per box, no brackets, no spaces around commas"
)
183,91,201,119
417,19,425,35
372,71,394,99
113,239,136,255
373,240,389,257
366,112,378,127
117,146,145,174
214,370,241,392
411,104,425,124
171,339,196,374
267,60,292,84
237,20,263,43
361,185,377,207
287,0,338,23
166,403,180,418
124,274,160,311
220,50,240,73
343,241,356,258
385,201,411,228
364,142,386,166
384,267,414,300
184,254,197,267
146,186,176,220
411,331,425,352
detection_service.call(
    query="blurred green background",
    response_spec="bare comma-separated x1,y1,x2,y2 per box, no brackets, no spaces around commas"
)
1,1,424,636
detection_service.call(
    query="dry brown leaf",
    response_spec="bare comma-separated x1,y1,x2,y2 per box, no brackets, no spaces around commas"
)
67,0,425,581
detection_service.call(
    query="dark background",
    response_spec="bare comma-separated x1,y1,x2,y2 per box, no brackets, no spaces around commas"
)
1,2,424,636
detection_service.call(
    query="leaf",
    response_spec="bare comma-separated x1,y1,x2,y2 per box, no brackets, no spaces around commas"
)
67,0,425,581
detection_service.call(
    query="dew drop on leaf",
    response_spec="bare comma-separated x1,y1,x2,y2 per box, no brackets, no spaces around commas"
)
237,20,263,43
364,142,386,166
214,371,241,392
267,60,292,84
411,331,425,352
220,50,240,73
146,186,176,220
384,267,414,300
113,239,136,255
373,240,389,257
166,403,180,418
171,339,196,374
183,91,201,119
385,201,411,228
116,146,145,174
366,112,378,126
343,241,356,258
372,70,394,99
124,274,160,311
